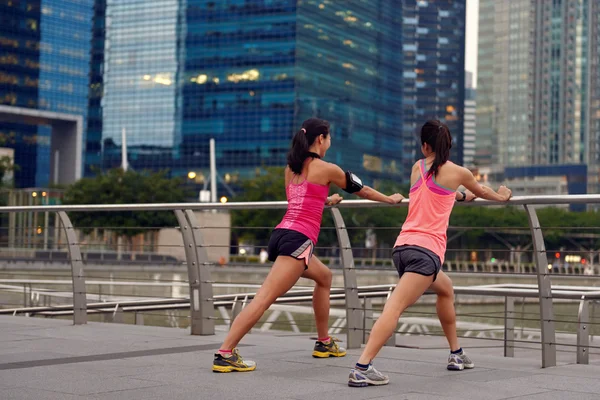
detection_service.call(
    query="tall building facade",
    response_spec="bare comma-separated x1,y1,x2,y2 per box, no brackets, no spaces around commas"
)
91,1,467,191
464,70,475,167
401,0,466,172
97,1,404,186
294,2,403,179
100,0,182,171
0,0,93,187
85,0,105,175
477,0,600,192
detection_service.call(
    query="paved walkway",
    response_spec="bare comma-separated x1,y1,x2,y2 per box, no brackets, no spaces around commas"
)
1,316,600,399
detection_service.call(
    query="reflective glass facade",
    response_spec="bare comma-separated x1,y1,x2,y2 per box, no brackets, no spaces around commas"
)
179,0,297,182
0,0,93,187
99,0,404,186
85,0,105,175
101,0,182,170
401,0,466,172
477,0,600,194
93,1,468,190
295,1,403,181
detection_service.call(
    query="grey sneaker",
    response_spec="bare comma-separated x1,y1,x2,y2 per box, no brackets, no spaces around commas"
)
447,350,475,371
348,364,390,387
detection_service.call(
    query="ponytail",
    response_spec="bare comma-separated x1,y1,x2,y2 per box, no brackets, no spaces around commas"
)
287,128,311,174
287,118,330,174
421,120,452,177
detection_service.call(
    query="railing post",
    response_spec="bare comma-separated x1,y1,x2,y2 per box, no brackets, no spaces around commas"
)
230,297,243,328
174,210,215,335
363,297,373,344
577,297,589,364
330,208,363,349
524,205,556,367
504,296,515,357
384,286,396,347
56,211,87,325
592,301,596,343
185,210,216,335
111,305,124,324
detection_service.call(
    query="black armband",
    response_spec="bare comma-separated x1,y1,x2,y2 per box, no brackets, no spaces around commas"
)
343,171,364,194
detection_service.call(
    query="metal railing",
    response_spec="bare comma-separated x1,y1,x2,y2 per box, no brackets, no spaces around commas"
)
2,194,600,367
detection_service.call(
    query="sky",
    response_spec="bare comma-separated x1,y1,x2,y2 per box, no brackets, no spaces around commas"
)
465,0,479,87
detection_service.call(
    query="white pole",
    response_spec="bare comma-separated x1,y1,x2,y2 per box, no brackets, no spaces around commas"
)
210,138,217,203
53,150,59,185
121,127,128,171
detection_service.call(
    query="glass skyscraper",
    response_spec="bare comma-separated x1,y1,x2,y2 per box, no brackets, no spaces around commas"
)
92,0,467,191
401,0,466,173
477,0,600,193
295,2,403,179
100,0,182,171
85,0,106,175
98,0,405,188
2,0,468,191
0,0,93,187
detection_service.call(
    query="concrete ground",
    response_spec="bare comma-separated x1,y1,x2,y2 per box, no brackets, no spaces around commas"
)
1,316,600,400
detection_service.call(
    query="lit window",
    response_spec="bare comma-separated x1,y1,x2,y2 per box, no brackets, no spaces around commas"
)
190,74,208,84
227,69,260,83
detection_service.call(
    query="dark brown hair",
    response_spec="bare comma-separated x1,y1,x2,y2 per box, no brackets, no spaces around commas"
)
421,119,452,176
287,118,330,174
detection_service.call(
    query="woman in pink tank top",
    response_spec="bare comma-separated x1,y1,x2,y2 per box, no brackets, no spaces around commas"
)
213,118,403,373
349,120,513,388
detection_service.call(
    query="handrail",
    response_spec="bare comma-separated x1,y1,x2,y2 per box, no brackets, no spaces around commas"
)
2,194,600,213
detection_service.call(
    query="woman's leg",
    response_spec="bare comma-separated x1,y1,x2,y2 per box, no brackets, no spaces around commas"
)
302,255,333,339
220,256,305,350
429,271,474,370
428,271,459,351
357,272,433,365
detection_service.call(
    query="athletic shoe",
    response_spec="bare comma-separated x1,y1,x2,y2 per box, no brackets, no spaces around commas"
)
447,350,475,371
212,348,256,373
312,336,346,358
348,364,389,387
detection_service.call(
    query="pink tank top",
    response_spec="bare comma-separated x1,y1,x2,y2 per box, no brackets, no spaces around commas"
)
395,159,455,263
275,169,329,244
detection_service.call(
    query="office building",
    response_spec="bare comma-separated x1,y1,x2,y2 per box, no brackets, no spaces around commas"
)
477,0,600,193
0,0,93,187
94,1,467,189
97,0,404,187
401,0,466,173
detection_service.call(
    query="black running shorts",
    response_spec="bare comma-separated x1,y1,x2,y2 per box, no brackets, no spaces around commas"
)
392,245,441,282
267,229,314,269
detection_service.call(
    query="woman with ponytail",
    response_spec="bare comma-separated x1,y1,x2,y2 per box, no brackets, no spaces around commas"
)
213,117,404,373
348,120,513,388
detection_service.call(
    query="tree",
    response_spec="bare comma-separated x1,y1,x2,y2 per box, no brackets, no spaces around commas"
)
62,168,190,238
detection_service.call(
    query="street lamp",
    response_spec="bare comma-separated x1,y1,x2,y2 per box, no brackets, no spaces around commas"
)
188,171,197,180
220,196,228,204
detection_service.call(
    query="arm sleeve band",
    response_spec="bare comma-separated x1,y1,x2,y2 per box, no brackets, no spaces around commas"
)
343,171,364,194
